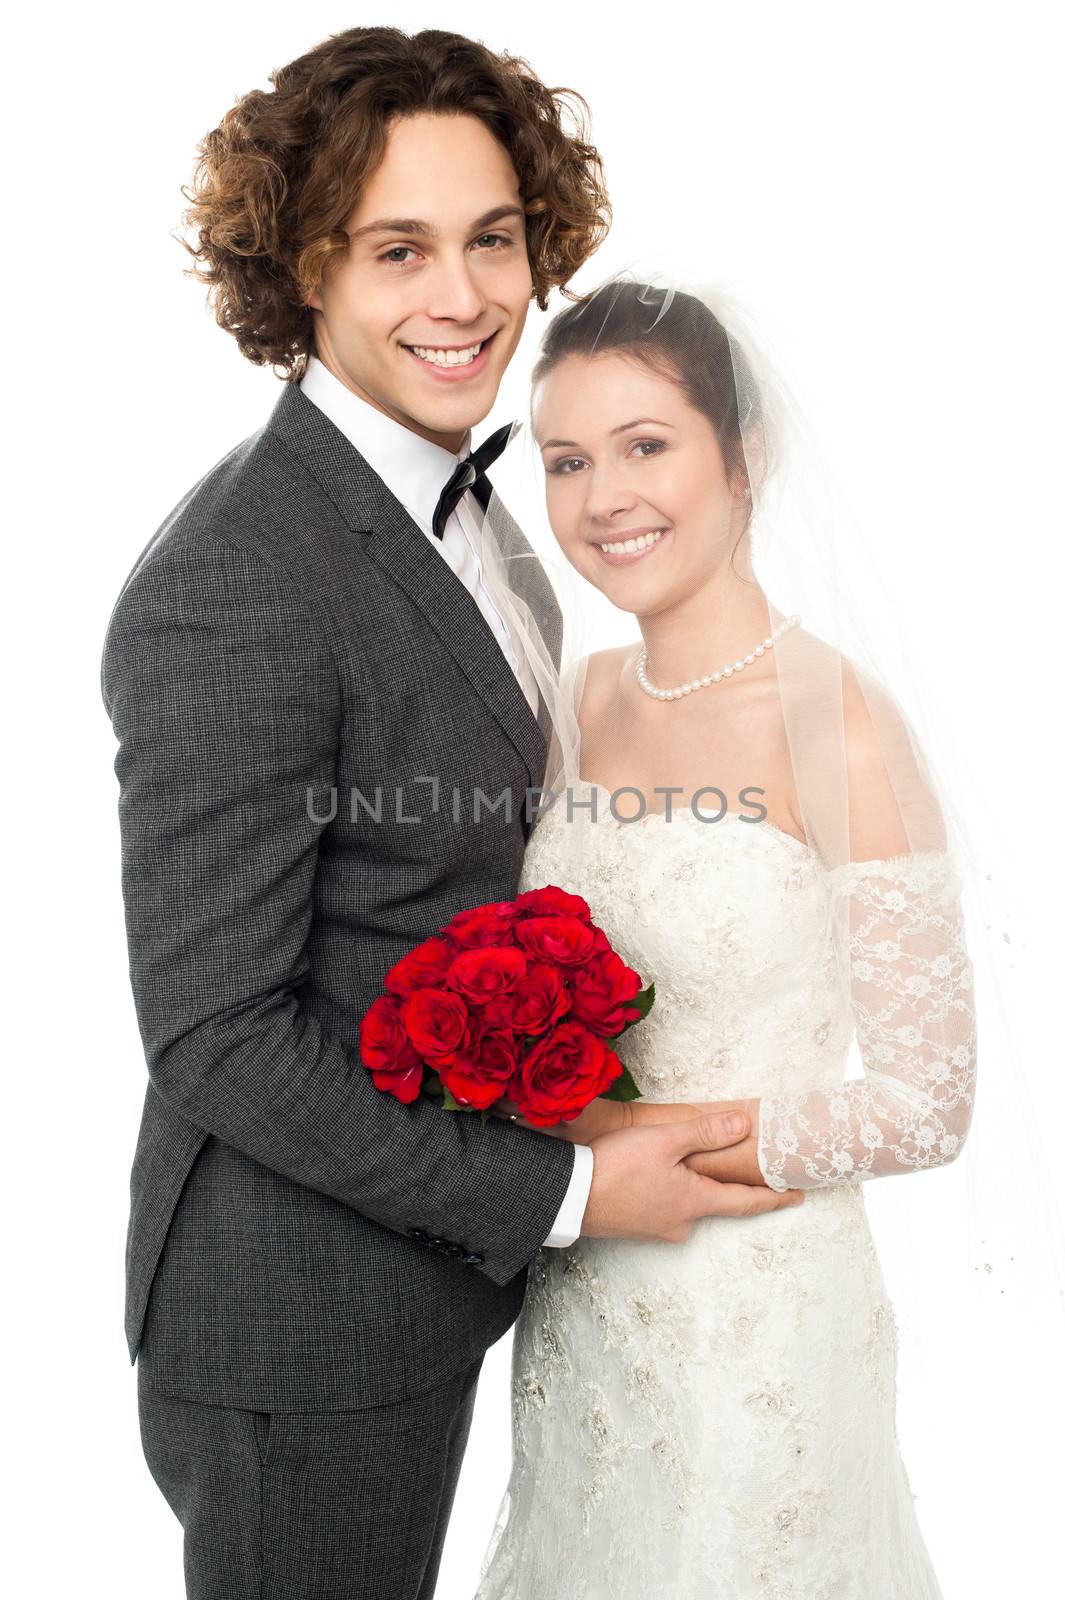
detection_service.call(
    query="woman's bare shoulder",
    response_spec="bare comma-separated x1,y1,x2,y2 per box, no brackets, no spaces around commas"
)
579,643,638,699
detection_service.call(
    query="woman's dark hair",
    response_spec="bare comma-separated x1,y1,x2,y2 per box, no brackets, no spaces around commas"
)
182,26,611,377
531,280,763,493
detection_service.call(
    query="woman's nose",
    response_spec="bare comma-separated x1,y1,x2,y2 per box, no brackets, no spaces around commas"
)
584,470,639,527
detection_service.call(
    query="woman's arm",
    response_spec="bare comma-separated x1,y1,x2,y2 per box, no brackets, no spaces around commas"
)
690,680,978,1193
751,851,976,1190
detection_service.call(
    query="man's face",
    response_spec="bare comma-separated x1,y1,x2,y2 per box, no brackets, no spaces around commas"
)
308,112,534,452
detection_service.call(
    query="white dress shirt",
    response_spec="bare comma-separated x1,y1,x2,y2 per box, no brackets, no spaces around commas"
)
300,356,594,1248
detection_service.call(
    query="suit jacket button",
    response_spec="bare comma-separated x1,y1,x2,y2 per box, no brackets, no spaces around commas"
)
462,1252,484,1265
408,1228,427,1241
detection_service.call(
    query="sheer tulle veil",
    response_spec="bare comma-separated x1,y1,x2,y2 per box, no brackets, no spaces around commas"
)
473,271,1064,1556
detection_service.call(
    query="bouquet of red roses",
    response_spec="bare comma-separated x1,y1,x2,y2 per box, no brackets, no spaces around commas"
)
358,886,652,1126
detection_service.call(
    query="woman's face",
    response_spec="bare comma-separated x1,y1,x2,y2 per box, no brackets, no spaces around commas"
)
533,352,749,616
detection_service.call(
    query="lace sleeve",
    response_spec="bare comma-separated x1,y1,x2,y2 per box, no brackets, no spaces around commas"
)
756,851,977,1191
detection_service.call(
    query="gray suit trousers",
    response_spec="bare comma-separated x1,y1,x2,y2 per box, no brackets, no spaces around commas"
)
137,1352,484,1600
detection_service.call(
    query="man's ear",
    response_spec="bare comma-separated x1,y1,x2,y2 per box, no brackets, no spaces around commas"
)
306,290,323,313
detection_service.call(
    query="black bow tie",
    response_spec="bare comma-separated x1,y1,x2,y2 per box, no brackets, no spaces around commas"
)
431,422,516,540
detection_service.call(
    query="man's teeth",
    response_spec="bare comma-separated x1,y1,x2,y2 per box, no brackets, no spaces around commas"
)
599,529,666,556
410,341,484,366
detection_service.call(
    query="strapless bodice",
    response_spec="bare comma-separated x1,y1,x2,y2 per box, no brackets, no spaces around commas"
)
519,784,853,1104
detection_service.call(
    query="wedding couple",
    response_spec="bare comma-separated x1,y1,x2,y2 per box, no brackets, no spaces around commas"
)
101,24,976,1600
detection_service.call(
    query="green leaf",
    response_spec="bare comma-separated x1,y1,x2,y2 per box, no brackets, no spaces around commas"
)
422,1075,445,1097
609,982,657,1038
600,1061,643,1102
631,981,656,1018
441,1086,462,1112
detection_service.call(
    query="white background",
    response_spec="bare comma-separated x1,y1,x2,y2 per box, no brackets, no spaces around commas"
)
6,1,1063,1594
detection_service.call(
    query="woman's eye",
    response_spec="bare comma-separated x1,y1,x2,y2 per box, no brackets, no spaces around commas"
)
545,441,664,475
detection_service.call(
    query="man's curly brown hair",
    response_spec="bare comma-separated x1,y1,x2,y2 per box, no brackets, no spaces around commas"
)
182,26,611,378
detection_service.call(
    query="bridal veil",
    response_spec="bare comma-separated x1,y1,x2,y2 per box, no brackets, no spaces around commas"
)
473,272,1064,1558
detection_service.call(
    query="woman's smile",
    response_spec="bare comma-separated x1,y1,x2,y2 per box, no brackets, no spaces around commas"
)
589,527,671,566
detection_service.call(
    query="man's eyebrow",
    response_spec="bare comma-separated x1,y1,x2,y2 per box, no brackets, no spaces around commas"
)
347,204,526,244
540,418,677,448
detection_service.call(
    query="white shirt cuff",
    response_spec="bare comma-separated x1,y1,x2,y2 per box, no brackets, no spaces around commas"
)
541,1142,594,1247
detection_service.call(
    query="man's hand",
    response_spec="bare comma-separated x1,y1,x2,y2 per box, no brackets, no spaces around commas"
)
629,1097,766,1187
580,1111,804,1242
490,1094,791,1222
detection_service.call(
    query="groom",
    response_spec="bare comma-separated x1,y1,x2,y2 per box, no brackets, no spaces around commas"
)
101,26,788,1599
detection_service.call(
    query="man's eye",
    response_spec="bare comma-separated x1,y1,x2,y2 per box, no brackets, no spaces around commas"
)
381,247,418,265
474,233,512,250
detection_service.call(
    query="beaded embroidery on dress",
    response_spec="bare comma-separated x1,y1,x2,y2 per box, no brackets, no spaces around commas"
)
474,785,974,1599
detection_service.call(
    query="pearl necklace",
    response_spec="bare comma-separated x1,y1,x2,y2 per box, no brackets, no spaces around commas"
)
635,614,801,701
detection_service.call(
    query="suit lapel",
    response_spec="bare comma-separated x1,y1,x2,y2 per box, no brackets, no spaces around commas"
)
269,384,550,792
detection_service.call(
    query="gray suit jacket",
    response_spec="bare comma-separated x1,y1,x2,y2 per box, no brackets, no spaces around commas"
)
100,382,576,1411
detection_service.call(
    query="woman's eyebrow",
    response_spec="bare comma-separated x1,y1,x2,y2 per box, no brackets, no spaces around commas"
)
348,204,525,243
541,418,676,449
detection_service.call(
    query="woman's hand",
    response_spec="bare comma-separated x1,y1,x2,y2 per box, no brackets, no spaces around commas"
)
489,1095,634,1143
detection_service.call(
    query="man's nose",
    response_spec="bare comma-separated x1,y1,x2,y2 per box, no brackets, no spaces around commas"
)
425,250,489,325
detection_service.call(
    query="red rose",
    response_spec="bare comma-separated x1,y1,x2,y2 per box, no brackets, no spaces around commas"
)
359,996,416,1071
514,885,592,923
369,1060,424,1103
510,962,572,1035
358,996,425,1103
515,914,598,967
443,903,519,949
446,946,528,1005
479,993,518,1033
384,936,455,997
400,988,469,1065
569,951,643,1036
439,1024,518,1110
508,1021,624,1126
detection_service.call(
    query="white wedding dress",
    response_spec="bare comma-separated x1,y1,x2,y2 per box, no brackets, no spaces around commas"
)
475,783,975,1600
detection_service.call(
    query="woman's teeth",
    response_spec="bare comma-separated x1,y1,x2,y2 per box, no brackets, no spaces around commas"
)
410,341,484,367
599,529,666,556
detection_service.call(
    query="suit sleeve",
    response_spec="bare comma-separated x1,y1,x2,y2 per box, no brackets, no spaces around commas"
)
100,534,575,1284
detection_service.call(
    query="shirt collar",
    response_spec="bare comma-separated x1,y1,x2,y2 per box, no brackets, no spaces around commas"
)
300,355,471,537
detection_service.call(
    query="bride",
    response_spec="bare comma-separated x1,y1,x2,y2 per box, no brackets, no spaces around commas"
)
472,279,977,1598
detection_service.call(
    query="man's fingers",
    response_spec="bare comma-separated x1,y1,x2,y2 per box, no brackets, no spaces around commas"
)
693,1179,805,1219
667,1111,749,1157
